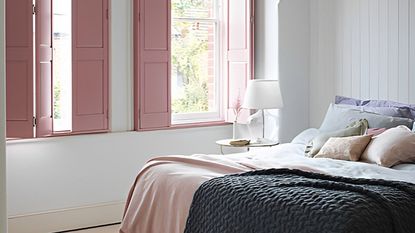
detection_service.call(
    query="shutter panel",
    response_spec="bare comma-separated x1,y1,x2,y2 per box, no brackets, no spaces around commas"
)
35,0,53,137
137,0,171,129
5,0,34,138
225,0,254,123
72,0,109,133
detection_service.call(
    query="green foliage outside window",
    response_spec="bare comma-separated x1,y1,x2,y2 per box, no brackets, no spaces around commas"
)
171,0,214,114
53,78,61,119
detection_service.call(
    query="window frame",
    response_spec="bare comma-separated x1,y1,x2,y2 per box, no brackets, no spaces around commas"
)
170,0,224,125
134,0,254,131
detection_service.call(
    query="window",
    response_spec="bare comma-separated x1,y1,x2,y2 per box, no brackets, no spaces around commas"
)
135,0,254,130
53,0,72,132
171,0,221,124
5,0,109,139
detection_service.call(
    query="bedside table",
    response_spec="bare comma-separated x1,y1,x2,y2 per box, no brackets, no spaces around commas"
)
216,139,279,155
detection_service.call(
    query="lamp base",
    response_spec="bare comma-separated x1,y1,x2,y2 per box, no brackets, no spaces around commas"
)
251,138,277,144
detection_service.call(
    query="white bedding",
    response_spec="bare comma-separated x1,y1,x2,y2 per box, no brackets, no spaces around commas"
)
120,141,415,233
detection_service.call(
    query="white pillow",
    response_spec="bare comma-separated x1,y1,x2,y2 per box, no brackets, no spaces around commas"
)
361,126,415,167
291,128,320,145
319,104,413,132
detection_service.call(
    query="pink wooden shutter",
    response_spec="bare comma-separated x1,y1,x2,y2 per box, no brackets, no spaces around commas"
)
35,0,53,137
225,0,254,123
133,0,139,130
5,0,34,138
72,0,109,133
136,0,171,129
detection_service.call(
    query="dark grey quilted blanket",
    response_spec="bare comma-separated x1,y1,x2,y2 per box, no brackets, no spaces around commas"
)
184,169,415,233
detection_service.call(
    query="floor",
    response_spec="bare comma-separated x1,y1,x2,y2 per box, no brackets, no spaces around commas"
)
67,224,120,233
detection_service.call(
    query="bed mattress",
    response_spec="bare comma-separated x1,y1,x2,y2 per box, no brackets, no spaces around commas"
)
119,143,415,233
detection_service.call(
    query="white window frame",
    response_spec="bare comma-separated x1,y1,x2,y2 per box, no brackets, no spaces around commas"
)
171,0,223,125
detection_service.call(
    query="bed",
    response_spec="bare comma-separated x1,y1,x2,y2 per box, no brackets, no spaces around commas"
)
119,98,415,233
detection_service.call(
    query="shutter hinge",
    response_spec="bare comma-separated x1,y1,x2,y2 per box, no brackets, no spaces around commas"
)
32,116,37,127
32,4,37,15
250,16,254,24
138,13,141,22
106,9,109,19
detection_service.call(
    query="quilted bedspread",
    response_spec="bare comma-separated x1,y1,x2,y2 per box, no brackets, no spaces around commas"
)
184,168,415,233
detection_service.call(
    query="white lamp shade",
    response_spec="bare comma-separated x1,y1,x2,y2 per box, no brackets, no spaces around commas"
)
242,80,284,109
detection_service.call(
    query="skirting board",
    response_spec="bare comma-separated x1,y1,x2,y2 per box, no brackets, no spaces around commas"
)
8,201,125,233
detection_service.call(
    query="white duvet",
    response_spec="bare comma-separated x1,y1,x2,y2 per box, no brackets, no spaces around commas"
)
120,139,415,233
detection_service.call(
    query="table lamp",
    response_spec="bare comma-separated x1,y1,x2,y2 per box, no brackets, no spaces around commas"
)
242,79,284,143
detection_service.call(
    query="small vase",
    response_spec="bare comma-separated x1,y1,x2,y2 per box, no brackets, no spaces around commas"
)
232,121,237,139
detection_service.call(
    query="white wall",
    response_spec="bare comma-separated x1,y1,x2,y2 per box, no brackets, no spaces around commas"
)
6,0,233,217
255,0,279,80
254,0,281,141
309,0,337,127
278,0,310,142
310,0,415,127
7,127,231,216
109,0,134,132
1,0,7,231
6,0,311,222
254,0,311,143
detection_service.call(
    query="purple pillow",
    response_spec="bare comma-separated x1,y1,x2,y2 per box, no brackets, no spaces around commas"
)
335,96,362,105
335,96,415,119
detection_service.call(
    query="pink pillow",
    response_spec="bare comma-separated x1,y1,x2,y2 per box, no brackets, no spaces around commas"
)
366,128,386,137
361,126,415,167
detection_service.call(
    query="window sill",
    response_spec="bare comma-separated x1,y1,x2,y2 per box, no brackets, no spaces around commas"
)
136,121,231,132
51,129,109,137
6,130,109,143
7,121,231,143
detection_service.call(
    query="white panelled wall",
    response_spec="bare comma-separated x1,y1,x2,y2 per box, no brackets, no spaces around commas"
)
310,0,415,127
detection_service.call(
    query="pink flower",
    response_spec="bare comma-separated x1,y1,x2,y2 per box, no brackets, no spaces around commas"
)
232,90,242,122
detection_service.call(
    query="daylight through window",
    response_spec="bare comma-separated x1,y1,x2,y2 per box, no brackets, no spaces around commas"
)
171,0,222,124
53,0,72,132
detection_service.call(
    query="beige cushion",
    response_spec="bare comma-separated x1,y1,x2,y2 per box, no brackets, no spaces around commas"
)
314,135,372,161
305,119,369,157
361,126,415,167
366,128,386,137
